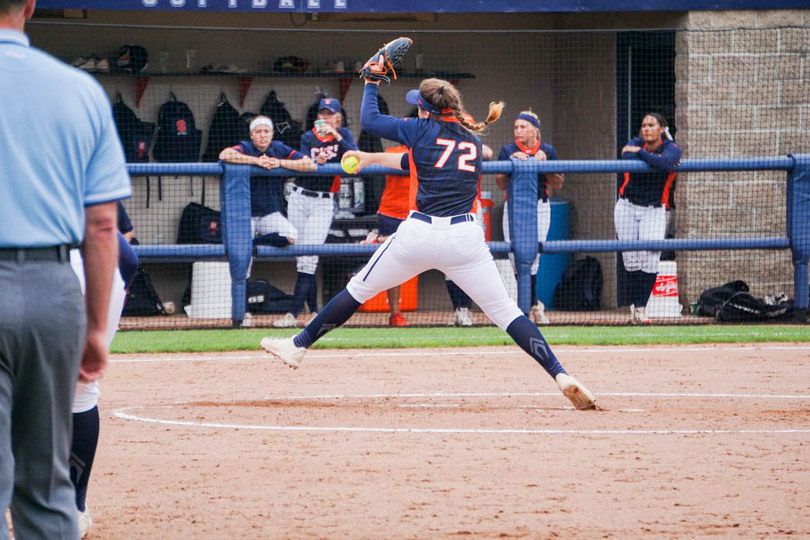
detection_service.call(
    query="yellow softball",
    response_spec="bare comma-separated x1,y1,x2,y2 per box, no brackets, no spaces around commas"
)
341,155,359,174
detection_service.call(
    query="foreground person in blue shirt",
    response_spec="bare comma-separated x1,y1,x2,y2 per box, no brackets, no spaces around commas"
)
0,0,132,537
261,75,597,412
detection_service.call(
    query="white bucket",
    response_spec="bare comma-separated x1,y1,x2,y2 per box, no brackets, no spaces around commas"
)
184,261,232,318
646,261,682,318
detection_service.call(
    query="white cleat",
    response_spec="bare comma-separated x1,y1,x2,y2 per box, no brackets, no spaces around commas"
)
78,508,92,539
453,307,473,327
261,336,306,369
555,373,597,410
632,305,652,325
273,312,299,328
530,301,550,325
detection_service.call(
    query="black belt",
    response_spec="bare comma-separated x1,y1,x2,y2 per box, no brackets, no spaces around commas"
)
622,196,662,208
0,245,71,263
410,212,475,225
294,186,331,199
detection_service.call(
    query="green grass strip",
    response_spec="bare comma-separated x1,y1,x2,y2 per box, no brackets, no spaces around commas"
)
110,324,810,354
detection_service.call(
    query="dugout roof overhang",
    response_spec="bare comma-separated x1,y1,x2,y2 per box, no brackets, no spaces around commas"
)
35,0,809,13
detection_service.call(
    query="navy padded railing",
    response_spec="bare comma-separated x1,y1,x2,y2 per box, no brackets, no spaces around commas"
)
127,153,810,324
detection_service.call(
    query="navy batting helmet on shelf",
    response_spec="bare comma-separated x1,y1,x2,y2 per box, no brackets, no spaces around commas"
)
116,45,148,74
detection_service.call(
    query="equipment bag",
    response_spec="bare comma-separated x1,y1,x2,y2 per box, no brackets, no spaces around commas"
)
716,292,793,322
246,279,270,313
202,93,250,162
123,269,166,316
153,92,202,162
112,93,154,163
697,280,794,321
176,202,222,244
263,283,295,314
259,90,303,150
696,280,749,317
245,279,294,314
553,256,603,311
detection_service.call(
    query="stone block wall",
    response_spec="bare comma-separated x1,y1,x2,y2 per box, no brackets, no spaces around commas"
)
675,10,808,303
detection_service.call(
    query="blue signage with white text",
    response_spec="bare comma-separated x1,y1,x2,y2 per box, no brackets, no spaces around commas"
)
35,0,808,12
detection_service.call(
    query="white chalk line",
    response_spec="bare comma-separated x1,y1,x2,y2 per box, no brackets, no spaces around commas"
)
112,391,810,436
142,391,810,400
110,343,810,364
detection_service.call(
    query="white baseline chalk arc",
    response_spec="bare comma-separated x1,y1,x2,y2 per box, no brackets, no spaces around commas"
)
113,391,810,435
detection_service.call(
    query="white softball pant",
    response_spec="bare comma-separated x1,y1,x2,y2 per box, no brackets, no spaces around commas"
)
287,187,335,275
69,250,127,414
347,213,523,330
502,199,551,275
445,205,486,284
613,197,666,274
251,211,298,242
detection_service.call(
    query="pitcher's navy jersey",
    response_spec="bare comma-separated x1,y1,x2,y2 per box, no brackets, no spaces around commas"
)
230,139,304,216
298,127,359,193
620,137,681,207
361,84,481,217
498,140,558,202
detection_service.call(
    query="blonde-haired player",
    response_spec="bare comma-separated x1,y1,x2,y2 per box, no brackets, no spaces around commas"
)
496,109,563,325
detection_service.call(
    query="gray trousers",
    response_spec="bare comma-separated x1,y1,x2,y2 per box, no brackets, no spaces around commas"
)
0,260,85,540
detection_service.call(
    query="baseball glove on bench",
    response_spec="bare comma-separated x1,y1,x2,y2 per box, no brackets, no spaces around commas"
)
359,37,413,84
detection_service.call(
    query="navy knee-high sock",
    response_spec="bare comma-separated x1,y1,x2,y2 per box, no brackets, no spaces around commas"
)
70,406,100,512
627,270,642,306
254,232,292,247
305,273,318,314
294,289,361,348
505,316,566,378
636,271,658,307
289,272,310,317
446,280,471,310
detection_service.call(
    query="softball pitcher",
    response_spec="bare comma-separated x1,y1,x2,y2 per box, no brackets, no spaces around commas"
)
261,45,596,411
615,112,681,324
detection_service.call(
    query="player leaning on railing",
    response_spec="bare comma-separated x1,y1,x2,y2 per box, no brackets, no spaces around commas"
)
260,37,596,411
615,112,681,324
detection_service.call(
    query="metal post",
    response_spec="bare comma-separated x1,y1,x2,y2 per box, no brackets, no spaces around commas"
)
221,163,253,327
506,158,538,314
787,153,810,323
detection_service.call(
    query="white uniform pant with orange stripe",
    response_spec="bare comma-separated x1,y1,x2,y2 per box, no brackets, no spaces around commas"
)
613,197,666,274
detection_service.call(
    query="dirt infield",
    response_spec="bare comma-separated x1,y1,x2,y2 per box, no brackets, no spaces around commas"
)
84,344,809,538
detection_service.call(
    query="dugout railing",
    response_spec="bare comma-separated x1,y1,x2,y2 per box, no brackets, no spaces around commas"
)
129,154,810,326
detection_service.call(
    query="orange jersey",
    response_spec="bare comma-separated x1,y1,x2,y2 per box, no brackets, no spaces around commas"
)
377,145,411,219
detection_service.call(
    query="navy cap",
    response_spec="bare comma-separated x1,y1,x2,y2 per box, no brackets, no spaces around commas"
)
318,97,341,114
405,89,441,115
